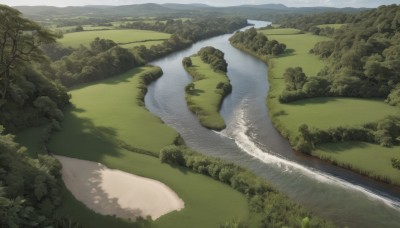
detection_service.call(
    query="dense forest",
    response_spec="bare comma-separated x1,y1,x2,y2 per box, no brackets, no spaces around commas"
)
0,128,65,227
0,5,70,132
277,12,355,35
280,5,400,103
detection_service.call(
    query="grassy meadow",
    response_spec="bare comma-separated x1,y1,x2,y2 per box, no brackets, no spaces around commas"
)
315,142,400,185
316,24,345,29
258,28,400,183
59,29,170,48
17,66,249,227
184,56,231,130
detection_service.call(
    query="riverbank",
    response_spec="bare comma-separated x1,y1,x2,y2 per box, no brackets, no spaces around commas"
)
231,27,400,185
183,55,231,130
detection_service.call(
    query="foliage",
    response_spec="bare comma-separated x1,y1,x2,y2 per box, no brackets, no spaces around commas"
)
160,145,334,228
278,12,354,32
229,28,287,56
283,67,307,91
0,5,58,100
198,46,228,72
121,17,248,43
391,158,400,170
294,116,400,154
275,5,400,104
308,5,400,102
0,128,62,227
182,57,192,68
53,38,140,87
0,5,70,131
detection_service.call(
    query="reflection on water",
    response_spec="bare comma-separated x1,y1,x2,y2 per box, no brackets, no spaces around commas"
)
145,20,400,227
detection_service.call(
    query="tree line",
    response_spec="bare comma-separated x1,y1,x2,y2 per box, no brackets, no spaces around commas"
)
277,12,355,35
159,145,335,228
229,28,287,57
120,17,248,43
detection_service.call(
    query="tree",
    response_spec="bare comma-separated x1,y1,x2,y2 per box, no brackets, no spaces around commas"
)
391,158,400,170
283,67,307,91
0,5,57,100
182,57,192,68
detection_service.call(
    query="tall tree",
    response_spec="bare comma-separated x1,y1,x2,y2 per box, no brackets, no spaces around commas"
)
0,5,57,101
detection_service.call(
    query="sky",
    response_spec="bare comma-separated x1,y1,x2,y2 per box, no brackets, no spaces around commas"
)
0,0,399,8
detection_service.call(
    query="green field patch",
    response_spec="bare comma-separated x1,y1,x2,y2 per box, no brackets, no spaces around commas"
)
59,66,178,154
316,24,345,29
314,142,400,185
260,28,302,35
18,66,250,227
59,29,171,48
275,97,400,137
184,56,230,130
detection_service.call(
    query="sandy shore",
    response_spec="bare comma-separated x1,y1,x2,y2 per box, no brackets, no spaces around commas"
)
55,155,184,220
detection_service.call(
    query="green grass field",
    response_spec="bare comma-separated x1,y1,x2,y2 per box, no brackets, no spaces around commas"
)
314,142,400,185
316,24,345,29
17,66,249,227
256,28,400,184
276,97,400,137
59,29,170,48
261,28,302,35
184,56,231,130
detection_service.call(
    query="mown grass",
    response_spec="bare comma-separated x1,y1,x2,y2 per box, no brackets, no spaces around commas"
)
261,28,302,35
276,97,400,137
316,24,345,29
184,56,231,130
255,28,400,184
314,142,400,185
64,66,178,154
16,66,249,227
59,29,171,48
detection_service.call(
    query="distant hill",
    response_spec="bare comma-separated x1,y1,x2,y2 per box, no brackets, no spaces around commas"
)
13,3,369,21
239,4,288,10
162,3,211,10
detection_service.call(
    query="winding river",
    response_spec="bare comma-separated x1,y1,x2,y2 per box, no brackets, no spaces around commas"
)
145,20,400,227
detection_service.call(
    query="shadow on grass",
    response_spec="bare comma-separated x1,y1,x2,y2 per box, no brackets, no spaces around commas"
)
279,48,296,58
289,97,338,106
49,105,123,162
317,141,369,154
69,68,146,91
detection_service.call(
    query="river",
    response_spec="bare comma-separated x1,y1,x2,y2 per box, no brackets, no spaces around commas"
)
145,20,400,227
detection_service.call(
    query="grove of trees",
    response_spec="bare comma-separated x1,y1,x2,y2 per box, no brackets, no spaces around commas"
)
198,46,228,72
229,28,287,56
281,5,400,104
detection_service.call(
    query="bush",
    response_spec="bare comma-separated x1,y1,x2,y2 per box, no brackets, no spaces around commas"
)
160,146,185,166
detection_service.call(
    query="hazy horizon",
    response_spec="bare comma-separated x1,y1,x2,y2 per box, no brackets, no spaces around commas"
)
1,0,399,8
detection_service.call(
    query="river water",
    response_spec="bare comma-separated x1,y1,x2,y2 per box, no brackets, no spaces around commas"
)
145,20,400,227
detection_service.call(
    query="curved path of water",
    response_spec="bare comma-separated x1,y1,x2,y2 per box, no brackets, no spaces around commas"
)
145,20,400,227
